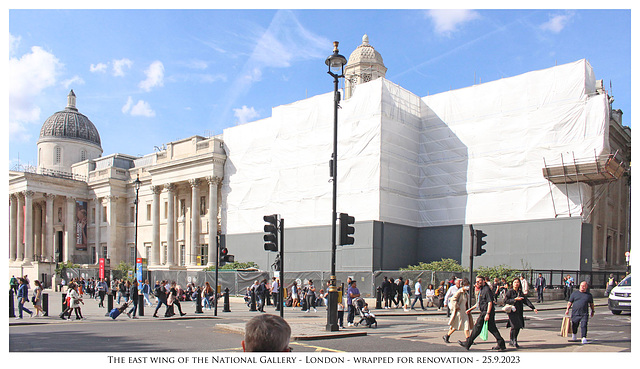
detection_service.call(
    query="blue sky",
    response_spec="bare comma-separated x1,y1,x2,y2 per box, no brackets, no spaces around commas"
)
7,8,631,170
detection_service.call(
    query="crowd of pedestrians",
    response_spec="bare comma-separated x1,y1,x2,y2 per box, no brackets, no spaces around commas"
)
10,271,605,352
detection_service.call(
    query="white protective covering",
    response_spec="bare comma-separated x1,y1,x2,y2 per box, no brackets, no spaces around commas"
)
222,59,609,233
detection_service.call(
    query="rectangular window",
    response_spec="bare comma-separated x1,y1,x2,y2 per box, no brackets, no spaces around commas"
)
91,246,97,264
146,203,151,221
144,243,152,262
180,199,186,216
102,245,108,260
130,244,136,263
90,208,95,224
164,201,168,219
198,244,208,266
180,244,185,266
163,243,168,264
102,206,107,223
130,206,135,223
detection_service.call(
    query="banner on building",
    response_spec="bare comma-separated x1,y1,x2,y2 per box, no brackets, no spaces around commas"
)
76,200,88,250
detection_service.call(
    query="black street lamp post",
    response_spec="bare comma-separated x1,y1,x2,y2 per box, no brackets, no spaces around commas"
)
133,174,142,278
325,41,347,332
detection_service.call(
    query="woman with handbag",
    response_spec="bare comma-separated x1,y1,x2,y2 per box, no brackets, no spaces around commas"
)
443,278,473,343
504,277,537,348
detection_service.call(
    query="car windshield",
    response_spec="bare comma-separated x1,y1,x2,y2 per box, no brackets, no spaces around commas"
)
618,276,631,287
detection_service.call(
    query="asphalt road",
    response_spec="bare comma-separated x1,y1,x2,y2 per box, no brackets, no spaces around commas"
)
10,306,630,353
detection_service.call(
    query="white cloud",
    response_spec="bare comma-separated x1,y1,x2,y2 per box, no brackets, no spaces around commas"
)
9,33,21,56
90,62,108,73
233,105,259,124
540,11,575,33
113,58,133,76
122,96,156,117
426,9,480,36
220,10,329,124
9,45,63,141
139,61,165,92
62,75,85,89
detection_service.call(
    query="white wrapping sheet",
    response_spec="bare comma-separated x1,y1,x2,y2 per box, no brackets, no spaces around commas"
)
222,59,609,233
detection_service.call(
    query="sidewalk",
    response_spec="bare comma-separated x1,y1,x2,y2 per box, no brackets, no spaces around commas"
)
10,290,608,341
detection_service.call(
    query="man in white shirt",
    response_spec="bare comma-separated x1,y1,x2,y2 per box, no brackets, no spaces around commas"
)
410,278,426,310
444,278,461,317
271,277,280,311
520,274,529,295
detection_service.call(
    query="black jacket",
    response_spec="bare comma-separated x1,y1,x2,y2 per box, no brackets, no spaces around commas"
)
504,288,535,329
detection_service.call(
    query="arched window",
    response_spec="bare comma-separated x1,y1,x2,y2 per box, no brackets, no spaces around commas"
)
54,146,62,164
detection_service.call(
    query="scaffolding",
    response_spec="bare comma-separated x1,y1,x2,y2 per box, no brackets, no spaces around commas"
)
543,150,627,218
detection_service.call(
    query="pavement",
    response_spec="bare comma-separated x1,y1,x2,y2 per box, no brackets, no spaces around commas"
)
10,289,609,342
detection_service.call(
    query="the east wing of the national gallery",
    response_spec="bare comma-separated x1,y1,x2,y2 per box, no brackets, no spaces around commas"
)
222,59,629,273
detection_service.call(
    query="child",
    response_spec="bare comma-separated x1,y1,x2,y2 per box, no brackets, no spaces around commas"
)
337,301,345,328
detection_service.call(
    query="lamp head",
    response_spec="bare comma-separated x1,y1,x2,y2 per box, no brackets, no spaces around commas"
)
325,41,347,77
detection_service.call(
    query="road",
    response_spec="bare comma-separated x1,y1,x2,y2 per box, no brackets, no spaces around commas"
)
10,302,630,353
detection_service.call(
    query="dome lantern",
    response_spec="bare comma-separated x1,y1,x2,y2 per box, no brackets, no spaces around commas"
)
344,34,387,99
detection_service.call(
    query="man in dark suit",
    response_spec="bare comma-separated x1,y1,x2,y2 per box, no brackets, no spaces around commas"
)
535,273,547,303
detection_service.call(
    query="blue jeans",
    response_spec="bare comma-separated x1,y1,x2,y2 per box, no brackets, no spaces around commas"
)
411,294,424,309
18,298,33,318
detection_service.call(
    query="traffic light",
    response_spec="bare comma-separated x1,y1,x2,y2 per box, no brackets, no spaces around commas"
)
219,247,234,263
475,229,487,256
339,213,355,245
263,214,279,252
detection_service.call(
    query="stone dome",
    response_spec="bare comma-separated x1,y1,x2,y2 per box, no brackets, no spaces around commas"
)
38,90,102,148
346,34,385,68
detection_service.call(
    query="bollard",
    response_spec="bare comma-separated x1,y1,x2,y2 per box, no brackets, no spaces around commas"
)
223,288,231,312
376,287,382,309
195,288,203,314
42,293,49,316
9,290,15,318
107,293,114,312
249,289,257,311
138,294,144,317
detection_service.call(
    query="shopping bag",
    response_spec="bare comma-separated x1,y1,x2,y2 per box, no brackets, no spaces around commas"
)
479,320,489,341
560,316,572,337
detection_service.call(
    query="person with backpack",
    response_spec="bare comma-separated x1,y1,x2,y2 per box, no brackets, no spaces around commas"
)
96,278,108,308
16,277,33,319
152,280,169,318
436,281,446,311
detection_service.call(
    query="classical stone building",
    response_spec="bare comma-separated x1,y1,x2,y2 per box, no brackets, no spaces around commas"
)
8,35,630,283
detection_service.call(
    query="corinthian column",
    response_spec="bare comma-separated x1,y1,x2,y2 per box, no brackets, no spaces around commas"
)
65,196,76,263
207,176,221,266
23,190,35,263
165,183,176,267
17,194,24,261
9,194,17,261
151,185,161,266
45,194,55,262
189,178,201,266
93,197,101,264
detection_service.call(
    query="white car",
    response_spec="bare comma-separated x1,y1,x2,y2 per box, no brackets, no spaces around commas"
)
608,274,631,315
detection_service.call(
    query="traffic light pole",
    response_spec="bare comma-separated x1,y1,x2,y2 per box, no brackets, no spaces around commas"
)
279,219,284,319
214,236,219,317
469,224,475,301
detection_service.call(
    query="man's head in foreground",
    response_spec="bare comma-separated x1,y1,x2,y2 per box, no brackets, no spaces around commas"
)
242,314,292,352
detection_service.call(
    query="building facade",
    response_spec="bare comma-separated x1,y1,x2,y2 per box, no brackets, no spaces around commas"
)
8,36,630,283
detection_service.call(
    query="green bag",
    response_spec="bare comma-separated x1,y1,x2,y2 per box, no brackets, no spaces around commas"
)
479,320,489,341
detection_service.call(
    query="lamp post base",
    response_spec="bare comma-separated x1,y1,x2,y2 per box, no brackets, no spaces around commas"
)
325,285,339,331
